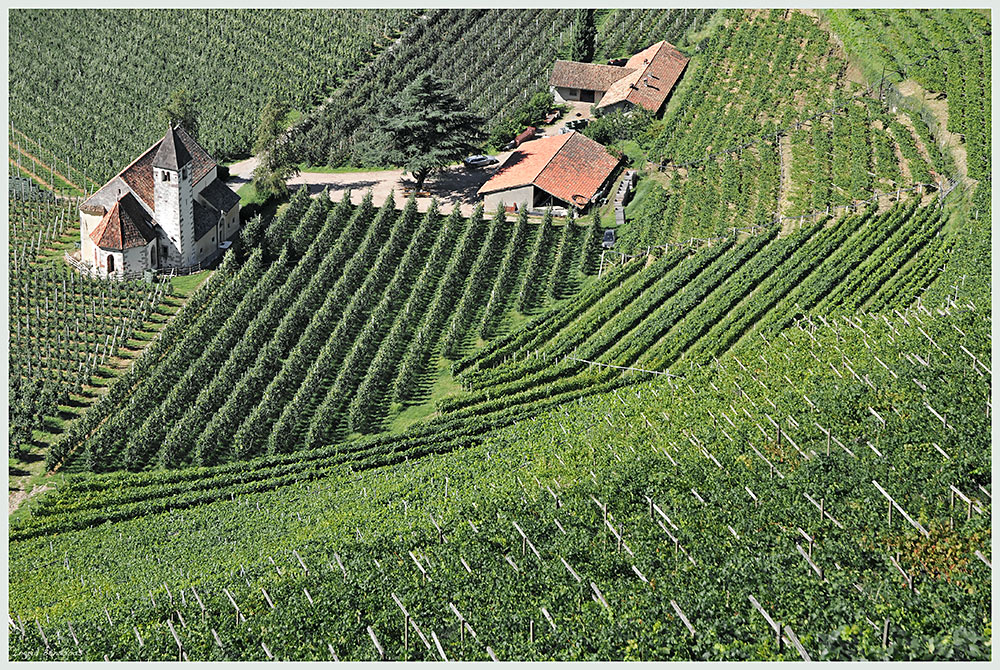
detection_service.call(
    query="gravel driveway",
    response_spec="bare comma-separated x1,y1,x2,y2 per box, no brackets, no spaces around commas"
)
227,157,508,217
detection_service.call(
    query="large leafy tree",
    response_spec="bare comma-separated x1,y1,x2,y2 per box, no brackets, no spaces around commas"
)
252,151,299,200
254,95,288,155
252,96,300,199
159,88,198,137
366,72,483,191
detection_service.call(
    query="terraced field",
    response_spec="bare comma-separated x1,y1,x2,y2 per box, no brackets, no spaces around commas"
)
10,243,989,660
616,8,956,251
8,7,991,662
452,199,950,419
47,189,600,473
8,195,189,467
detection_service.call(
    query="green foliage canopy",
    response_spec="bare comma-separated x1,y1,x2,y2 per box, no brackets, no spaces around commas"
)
365,72,483,190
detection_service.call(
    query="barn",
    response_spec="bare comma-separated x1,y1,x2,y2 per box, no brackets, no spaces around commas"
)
549,60,635,105
549,41,689,115
478,131,621,214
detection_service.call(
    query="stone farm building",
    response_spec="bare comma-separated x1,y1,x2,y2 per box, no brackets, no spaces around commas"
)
478,131,621,213
79,124,240,278
549,41,688,114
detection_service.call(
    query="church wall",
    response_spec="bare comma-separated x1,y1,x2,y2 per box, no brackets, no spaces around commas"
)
191,166,216,197
123,245,148,275
79,210,103,270
93,249,123,277
195,225,218,264
80,210,103,236
154,166,197,267
223,204,240,240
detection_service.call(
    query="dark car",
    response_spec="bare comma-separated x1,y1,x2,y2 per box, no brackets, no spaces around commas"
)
602,229,616,249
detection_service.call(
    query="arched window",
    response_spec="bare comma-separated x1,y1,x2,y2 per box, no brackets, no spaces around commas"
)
107,255,115,272
149,244,157,268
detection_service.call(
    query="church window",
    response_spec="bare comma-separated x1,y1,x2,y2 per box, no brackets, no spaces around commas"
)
161,171,169,182
107,255,115,272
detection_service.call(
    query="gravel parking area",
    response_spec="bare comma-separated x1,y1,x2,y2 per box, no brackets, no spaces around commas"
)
227,157,511,217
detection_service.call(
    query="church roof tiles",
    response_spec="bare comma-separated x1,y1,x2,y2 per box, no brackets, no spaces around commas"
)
89,192,157,250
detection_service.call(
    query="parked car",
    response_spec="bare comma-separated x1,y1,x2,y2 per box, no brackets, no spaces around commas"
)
602,229,616,249
464,155,499,168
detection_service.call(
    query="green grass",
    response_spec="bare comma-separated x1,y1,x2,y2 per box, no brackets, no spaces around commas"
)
384,299,544,436
623,175,657,221
169,270,212,298
283,109,303,128
387,355,465,434
237,181,268,207
618,139,645,167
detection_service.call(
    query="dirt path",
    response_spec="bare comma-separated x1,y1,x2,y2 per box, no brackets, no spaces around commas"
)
897,79,971,183
230,153,514,218
225,95,580,216
10,141,82,191
10,127,97,191
10,157,57,191
9,483,51,516
225,156,258,189
895,112,941,182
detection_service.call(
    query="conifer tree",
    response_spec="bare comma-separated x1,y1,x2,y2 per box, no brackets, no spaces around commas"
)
569,9,596,63
365,72,483,191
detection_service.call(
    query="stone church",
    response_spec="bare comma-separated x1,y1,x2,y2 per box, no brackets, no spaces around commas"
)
78,124,240,277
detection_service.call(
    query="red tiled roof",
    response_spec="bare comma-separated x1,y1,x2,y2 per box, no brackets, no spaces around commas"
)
624,41,664,72
89,192,157,250
479,133,572,195
117,148,158,212
597,41,688,113
533,132,621,205
549,60,635,91
479,134,573,195
479,132,620,206
86,125,217,213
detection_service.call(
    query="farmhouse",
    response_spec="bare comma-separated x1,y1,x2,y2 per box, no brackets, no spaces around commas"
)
549,41,688,115
478,131,620,213
78,124,240,277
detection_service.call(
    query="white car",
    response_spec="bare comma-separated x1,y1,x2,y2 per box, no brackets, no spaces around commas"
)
464,155,499,168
